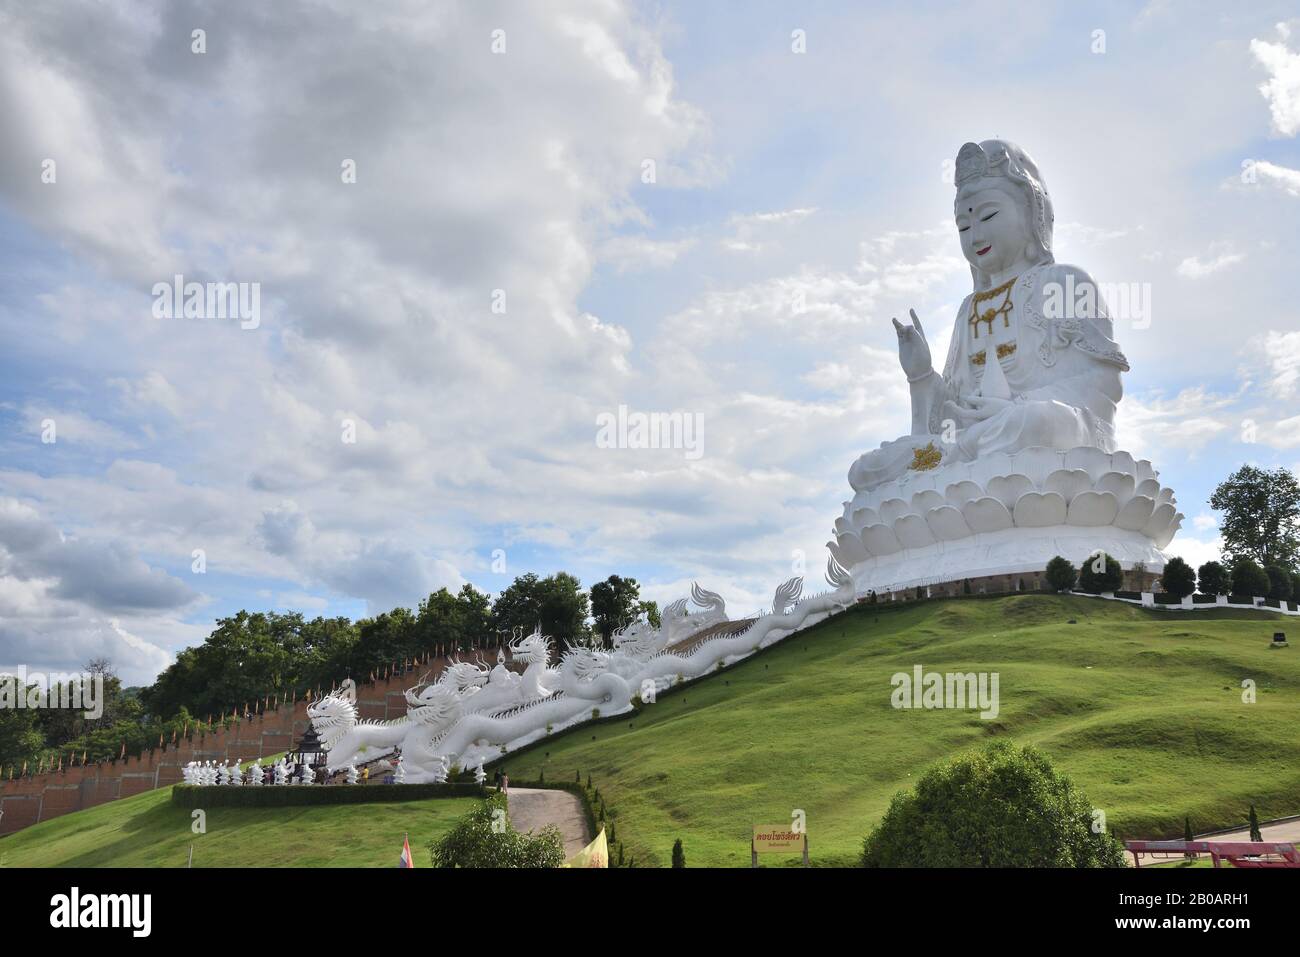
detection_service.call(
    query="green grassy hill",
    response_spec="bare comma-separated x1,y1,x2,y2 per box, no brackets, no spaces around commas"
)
502,595,1300,867
0,784,479,867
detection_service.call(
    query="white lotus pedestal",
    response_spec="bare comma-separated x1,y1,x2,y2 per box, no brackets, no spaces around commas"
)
830,445,1183,598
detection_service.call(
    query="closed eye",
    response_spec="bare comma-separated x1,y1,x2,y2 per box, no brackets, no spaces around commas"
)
958,225,970,232
980,211,999,222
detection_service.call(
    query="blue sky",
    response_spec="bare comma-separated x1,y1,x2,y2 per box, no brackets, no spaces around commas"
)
1,0,1298,683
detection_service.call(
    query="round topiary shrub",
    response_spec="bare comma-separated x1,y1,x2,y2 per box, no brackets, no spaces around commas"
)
1159,556,1196,599
1077,551,1123,593
1196,561,1230,596
860,741,1126,868
1045,556,1077,593
1231,559,1270,598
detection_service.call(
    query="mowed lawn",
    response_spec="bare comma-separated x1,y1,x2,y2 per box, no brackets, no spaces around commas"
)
501,595,1300,867
0,785,480,867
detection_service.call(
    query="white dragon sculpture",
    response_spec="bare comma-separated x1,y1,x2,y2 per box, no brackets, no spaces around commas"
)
305,555,859,780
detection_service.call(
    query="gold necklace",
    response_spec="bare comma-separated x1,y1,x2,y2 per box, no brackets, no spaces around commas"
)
969,276,1016,339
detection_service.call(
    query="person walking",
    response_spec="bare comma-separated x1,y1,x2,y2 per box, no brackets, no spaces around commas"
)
502,772,509,795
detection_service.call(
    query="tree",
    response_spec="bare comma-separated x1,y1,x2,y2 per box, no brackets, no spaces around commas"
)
1159,557,1196,599
1265,563,1294,602
491,572,592,648
589,575,642,645
637,600,661,630
671,838,686,868
1293,573,1300,605
1045,556,1077,593
1184,817,1195,860
429,793,565,868
1197,561,1231,596
1248,805,1263,843
1077,552,1123,594
1209,465,1300,569
1230,558,1270,598
860,741,1126,867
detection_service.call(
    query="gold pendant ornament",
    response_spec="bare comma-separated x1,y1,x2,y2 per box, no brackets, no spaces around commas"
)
969,277,1015,339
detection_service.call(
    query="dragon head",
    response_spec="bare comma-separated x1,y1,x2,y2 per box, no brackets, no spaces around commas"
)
403,680,463,726
561,641,610,682
307,688,358,734
509,626,552,667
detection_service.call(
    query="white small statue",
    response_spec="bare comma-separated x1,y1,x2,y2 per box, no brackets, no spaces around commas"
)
429,755,449,785
215,762,229,787
345,765,359,785
394,762,407,784
246,760,262,786
273,759,290,786
473,763,486,786
227,761,242,785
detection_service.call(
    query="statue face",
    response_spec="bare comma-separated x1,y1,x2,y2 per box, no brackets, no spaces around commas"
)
955,184,1030,276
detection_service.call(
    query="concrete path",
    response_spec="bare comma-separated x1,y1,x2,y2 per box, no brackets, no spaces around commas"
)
1201,817,1300,844
506,787,592,856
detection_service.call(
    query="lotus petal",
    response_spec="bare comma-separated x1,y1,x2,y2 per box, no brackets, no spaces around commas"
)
944,480,983,508
1115,495,1155,531
1064,447,1112,481
1135,478,1161,500
1013,491,1068,527
1141,502,1177,541
911,489,946,514
926,505,972,541
861,523,903,556
986,474,1034,510
1096,471,1135,504
1013,447,1065,481
879,498,911,526
1154,513,1183,550
835,531,870,565
1067,490,1120,527
1045,468,1092,504
850,507,880,531
894,513,937,549
1135,459,1156,484
1156,487,1175,507
963,496,1014,533
834,517,850,537
967,453,1013,489
1110,450,1137,475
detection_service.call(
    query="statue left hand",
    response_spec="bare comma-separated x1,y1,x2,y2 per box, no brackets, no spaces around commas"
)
946,394,1013,425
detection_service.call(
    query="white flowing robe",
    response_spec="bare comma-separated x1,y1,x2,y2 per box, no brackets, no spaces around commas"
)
849,262,1128,492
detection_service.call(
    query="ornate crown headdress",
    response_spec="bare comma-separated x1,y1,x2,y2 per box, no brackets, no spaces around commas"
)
953,139,1054,263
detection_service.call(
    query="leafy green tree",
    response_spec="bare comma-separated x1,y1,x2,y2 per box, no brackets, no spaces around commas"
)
860,741,1126,867
0,683,46,771
1077,552,1123,594
1209,465,1300,569
1045,556,1077,593
1293,573,1300,605
1159,557,1196,599
1248,805,1263,843
636,599,661,630
491,572,591,647
1197,561,1231,596
428,793,565,868
1184,817,1195,859
1265,563,1294,602
1230,558,1270,598
671,838,686,868
590,575,642,644
416,584,491,654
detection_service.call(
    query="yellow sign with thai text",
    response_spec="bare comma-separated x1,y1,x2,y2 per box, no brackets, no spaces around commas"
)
752,825,803,853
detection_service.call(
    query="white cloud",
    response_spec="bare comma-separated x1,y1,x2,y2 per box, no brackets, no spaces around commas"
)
1251,25,1300,136
1175,250,1245,279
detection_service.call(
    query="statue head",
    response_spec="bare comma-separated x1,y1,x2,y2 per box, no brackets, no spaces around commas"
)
953,140,1053,288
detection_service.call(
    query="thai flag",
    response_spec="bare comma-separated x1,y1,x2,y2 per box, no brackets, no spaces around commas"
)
398,834,414,869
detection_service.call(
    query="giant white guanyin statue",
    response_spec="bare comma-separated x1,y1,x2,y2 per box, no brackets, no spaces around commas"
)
834,140,1182,595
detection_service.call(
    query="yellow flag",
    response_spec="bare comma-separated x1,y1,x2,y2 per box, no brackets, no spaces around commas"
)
564,828,608,868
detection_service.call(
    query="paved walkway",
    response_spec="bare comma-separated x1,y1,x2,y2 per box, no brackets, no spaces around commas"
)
506,787,592,856
1201,818,1300,844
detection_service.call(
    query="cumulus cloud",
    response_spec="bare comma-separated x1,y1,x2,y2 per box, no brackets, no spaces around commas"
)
1251,24,1300,136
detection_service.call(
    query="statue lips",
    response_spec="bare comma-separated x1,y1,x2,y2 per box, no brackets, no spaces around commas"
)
976,244,992,256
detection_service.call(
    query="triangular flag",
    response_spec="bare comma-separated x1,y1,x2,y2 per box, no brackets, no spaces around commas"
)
398,833,414,869
563,828,609,868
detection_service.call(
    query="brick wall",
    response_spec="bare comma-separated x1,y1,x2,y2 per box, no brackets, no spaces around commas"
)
0,646,507,838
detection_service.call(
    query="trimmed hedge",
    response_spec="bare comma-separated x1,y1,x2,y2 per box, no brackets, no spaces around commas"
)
1153,593,1183,604
1114,590,1142,601
171,782,485,808
1192,594,1219,604
1227,595,1257,606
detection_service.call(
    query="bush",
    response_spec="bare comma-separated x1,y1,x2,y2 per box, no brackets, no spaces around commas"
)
1293,574,1300,605
1077,552,1123,594
1265,563,1294,602
1044,556,1077,593
171,782,483,808
671,837,686,868
1231,559,1270,598
1197,561,1230,596
860,741,1126,868
428,793,565,868
1159,557,1196,599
